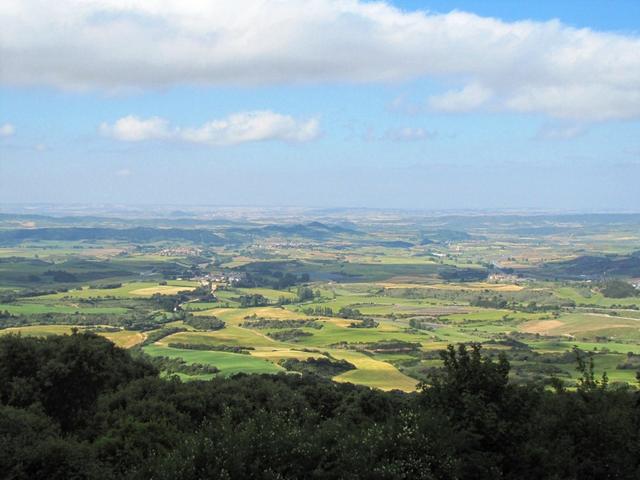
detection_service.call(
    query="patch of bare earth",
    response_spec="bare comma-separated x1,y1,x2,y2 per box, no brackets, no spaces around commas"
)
520,320,564,334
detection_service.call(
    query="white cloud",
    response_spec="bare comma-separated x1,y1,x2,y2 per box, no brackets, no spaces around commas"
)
99,116,170,141
115,168,132,177
386,127,434,142
428,84,493,113
100,111,319,145
1,1,640,121
0,123,15,137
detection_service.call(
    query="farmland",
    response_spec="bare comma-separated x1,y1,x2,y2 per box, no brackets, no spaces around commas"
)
1,209,639,391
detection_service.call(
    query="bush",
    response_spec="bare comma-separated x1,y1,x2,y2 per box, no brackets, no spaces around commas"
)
267,329,313,342
601,280,637,298
183,315,225,331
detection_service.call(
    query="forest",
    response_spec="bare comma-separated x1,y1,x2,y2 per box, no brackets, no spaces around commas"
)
1,332,638,479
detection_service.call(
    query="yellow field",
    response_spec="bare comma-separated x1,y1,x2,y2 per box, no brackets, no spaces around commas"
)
330,350,418,392
130,285,196,296
520,313,640,337
250,348,324,362
101,330,146,348
198,306,303,325
0,325,144,348
379,282,523,292
0,325,79,337
520,320,565,334
161,325,278,348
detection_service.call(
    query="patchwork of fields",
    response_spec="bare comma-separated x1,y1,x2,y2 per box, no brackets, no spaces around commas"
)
1,212,639,390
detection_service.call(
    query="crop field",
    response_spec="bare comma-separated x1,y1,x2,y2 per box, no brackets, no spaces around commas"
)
144,344,284,376
330,350,418,391
36,281,199,300
1,212,639,391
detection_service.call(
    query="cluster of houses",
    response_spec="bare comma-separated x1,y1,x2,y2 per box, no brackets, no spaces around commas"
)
195,272,246,290
487,272,522,284
157,246,203,257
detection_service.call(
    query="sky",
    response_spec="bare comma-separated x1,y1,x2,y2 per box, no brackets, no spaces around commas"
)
1,0,639,212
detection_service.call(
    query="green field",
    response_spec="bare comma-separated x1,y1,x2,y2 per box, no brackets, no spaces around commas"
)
1,212,639,390
143,344,284,376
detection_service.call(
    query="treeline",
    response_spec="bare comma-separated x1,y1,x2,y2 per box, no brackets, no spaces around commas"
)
279,357,356,378
184,315,225,331
470,295,573,312
167,343,254,354
267,328,314,342
233,262,311,289
240,316,323,329
348,318,379,328
600,280,638,298
1,333,640,479
331,339,422,354
0,227,225,245
148,355,220,375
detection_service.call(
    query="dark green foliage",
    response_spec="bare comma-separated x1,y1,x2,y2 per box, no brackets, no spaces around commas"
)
348,317,379,328
533,252,640,280
266,328,314,342
238,294,269,307
337,306,362,318
279,357,356,378
0,332,155,431
373,240,414,248
2,335,640,479
409,318,440,330
147,356,219,375
187,284,217,302
140,327,186,346
363,339,422,353
0,227,225,245
167,343,253,354
600,280,638,298
183,315,225,331
302,305,334,316
151,293,186,312
438,267,488,282
295,285,315,302
89,283,122,290
240,317,323,329
471,294,569,312
471,295,509,309
42,270,79,283
232,261,310,289
421,344,536,478
421,229,473,243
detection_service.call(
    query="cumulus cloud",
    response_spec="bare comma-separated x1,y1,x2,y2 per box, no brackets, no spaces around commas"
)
100,116,170,141
0,123,15,137
428,84,493,113
1,1,640,121
100,111,319,146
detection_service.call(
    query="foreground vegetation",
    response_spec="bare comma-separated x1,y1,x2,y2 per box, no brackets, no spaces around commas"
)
1,332,639,479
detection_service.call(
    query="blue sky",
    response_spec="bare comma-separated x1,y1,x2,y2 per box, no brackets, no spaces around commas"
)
1,0,639,211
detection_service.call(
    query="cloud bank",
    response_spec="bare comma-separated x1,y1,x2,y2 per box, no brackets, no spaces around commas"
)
100,112,320,145
2,1,640,120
